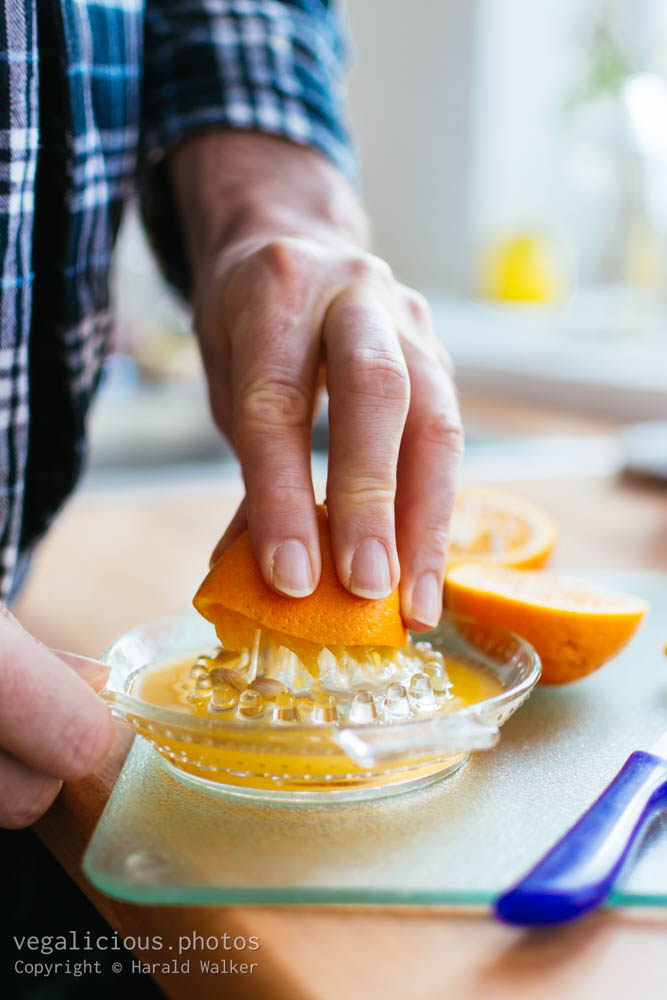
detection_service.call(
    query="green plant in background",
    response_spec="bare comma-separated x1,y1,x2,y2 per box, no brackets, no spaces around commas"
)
565,2,637,115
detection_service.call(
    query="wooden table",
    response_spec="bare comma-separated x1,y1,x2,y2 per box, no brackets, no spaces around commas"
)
13,398,667,1000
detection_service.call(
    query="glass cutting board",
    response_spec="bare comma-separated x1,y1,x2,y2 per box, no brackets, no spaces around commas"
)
84,571,667,907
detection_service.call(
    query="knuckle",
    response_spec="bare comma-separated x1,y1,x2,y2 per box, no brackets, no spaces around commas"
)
237,375,312,432
329,477,396,510
420,409,465,454
255,237,313,282
3,778,61,829
344,348,410,406
347,253,393,284
404,289,432,326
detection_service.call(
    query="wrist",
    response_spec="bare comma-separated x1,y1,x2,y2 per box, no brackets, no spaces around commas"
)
169,130,369,286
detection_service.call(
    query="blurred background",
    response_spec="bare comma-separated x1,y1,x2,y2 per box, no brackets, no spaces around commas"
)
90,0,667,487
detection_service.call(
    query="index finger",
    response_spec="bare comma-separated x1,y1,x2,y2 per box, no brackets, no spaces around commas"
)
0,621,113,780
230,289,322,598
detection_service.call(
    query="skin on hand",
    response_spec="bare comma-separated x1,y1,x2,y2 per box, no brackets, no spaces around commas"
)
170,132,464,631
0,611,113,829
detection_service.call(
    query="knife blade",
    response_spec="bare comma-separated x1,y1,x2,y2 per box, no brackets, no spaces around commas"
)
494,730,667,925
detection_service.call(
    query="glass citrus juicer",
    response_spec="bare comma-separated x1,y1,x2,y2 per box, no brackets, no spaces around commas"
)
94,618,540,804
95,611,540,802
84,506,539,803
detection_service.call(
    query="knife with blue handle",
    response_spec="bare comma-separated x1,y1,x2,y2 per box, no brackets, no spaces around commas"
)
495,730,667,925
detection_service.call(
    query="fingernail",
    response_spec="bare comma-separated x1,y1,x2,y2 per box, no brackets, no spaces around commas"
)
272,539,314,597
410,572,442,628
350,539,392,599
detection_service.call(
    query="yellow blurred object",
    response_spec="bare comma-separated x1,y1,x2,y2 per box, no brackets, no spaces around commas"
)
481,233,563,303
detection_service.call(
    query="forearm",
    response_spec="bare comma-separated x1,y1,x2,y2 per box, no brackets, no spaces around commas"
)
169,130,369,286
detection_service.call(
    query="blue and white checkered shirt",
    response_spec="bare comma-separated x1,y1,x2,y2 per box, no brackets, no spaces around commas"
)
0,0,351,601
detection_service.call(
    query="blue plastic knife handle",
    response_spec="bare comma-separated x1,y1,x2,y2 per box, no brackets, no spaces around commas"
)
495,750,667,926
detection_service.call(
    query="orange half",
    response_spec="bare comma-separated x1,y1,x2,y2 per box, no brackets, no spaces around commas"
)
445,562,647,684
449,485,557,570
194,506,408,661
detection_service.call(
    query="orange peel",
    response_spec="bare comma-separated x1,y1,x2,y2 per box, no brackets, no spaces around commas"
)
194,505,408,658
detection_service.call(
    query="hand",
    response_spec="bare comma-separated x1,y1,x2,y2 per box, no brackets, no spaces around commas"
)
198,238,463,630
0,610,113,828
171,133,463,630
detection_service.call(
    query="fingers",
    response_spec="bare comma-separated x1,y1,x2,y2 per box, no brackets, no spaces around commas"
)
395,297,464,629
229,243,324,596
324,281,410,597
0,620,114,781
0,619,111,829
0,747,62,829
201,237,461,615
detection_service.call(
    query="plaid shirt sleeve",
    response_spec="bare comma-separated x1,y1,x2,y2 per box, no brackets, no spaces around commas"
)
0,0,38,599
141,0,354,296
